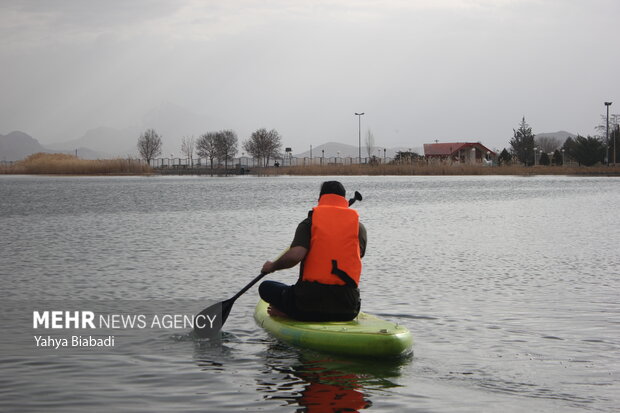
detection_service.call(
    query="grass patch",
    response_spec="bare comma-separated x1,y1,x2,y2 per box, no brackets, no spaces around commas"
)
0,153,152,175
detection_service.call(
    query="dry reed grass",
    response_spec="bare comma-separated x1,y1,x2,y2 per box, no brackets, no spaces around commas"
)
259,163,620,176
0,153,152,175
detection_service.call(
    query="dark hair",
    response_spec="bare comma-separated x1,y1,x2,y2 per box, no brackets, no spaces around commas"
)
319,181,346,198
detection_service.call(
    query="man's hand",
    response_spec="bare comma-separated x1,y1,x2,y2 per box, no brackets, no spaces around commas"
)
262,261,275,274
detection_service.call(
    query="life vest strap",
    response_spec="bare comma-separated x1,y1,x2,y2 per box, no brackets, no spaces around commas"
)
331,260,358,288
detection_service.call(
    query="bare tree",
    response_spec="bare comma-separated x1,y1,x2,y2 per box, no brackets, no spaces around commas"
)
365,129,375,159
243,128,282,167
137,129,162,165
215,129,238,171
595,113,620,154
595,113,620,138
535,136,561,153
181,136,195,166
196,132,218,173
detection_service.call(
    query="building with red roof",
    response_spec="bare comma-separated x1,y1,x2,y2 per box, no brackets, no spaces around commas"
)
423,142,497,164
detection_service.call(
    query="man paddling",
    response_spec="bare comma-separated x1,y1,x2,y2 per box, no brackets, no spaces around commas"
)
259,181,366,321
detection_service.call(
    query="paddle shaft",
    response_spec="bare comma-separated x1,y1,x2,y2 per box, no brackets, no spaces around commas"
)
230,271,267,302
227,247,290,303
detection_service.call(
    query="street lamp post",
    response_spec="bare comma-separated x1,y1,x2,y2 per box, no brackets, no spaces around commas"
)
616,124,619,166
605,102,612,165
355,112,364,163
561,148,565,166
533,147,538,166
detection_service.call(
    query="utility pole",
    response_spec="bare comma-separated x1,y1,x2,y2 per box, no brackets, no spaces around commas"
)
605,102,612,165
355,112,364,163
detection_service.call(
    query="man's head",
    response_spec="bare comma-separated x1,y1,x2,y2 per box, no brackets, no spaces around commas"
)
319,181,346,198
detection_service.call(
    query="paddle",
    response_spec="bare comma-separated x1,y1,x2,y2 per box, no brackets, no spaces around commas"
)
193,271,268,338
349,190,362,206
193,249,291,338
193,190,363,339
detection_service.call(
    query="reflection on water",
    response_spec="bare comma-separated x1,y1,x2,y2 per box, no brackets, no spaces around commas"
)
258,341,411,412
192,334,232,372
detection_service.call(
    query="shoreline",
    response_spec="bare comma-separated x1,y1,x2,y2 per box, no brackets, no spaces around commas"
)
255,164,620,177
2,154,619,176
2,165,620,177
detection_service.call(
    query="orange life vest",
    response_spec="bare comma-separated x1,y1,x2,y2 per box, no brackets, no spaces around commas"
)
301,194,362,287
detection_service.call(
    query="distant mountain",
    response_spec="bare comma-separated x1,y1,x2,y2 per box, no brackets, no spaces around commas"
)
535,131,577,142
293,142,422,159
142,102,207,136
0,131,49,161
68,147,111,160
142,102,225,155
46,126,140,158
0,131,114,161
5,103,228,160
41,103,224,159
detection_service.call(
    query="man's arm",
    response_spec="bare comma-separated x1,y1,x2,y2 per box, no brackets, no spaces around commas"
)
261,219,310,275
359,222,367,258
261,246,308,274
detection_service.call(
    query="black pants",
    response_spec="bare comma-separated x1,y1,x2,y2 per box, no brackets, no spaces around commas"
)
258,280,296,314
258,280,359,321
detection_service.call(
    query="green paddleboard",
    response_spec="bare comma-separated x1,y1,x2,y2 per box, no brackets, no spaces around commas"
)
254,299,413,358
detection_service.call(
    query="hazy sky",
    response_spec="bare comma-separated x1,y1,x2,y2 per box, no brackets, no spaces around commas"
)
1,0,618,152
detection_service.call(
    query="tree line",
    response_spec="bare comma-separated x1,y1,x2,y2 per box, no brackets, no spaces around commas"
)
137,116,620,169
503,116,619,167
137,128,283,169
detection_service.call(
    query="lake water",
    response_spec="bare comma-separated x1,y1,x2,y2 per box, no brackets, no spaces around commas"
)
0,174,618,412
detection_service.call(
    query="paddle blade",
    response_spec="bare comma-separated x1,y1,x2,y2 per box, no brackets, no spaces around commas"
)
193,299,234,339
348,191,363,206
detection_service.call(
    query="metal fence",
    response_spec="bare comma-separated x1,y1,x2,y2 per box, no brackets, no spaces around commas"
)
149,156,396,169
0,156,583,170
